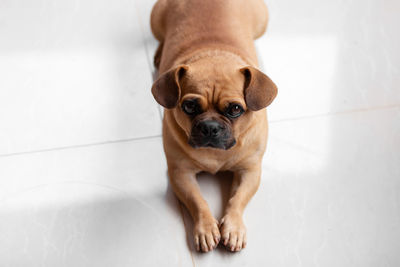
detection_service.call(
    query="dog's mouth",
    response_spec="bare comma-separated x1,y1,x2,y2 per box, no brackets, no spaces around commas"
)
188,137,236,150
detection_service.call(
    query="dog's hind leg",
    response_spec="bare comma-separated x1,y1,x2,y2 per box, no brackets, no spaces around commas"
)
251,0,269,39
150,0,167,42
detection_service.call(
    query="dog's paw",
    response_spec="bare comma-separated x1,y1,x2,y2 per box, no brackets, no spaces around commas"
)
220,213,247,252
193,215,221,252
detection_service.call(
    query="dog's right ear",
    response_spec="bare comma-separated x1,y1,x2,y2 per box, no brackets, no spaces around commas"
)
151,65,188,109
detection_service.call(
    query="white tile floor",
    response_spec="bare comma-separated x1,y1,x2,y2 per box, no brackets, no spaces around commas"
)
0,0,399,266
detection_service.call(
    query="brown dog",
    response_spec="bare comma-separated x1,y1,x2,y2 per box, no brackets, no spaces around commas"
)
150,0,277,252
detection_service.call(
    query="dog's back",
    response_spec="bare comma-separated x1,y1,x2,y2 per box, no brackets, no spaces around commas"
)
151,0,269,71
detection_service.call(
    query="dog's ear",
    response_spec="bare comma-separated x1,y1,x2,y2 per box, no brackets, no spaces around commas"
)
240,66,277,111
151,65,188,108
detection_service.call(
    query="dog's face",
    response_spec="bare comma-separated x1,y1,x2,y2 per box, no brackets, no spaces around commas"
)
152,61,277,150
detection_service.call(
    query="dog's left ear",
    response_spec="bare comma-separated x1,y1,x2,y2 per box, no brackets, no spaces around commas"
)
151,65,188,109
240,66,277,111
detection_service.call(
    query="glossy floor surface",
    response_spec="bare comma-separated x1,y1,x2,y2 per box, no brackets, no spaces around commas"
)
1,0,399,266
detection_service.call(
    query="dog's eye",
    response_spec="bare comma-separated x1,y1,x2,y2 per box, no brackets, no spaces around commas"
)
226,104,244,118
182,100,199,115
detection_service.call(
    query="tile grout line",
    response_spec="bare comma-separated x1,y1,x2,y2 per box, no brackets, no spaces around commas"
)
0,4,164,160
0,135,162,159
134,3,192,264
3,104,397,159
133,0,155,76
133,0,164,123
269,104,400,124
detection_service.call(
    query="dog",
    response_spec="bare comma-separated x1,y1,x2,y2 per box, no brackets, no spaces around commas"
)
150,0,277,252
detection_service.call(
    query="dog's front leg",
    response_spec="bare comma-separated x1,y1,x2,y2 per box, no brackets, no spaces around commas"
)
220,166,261,251
168,168,221,252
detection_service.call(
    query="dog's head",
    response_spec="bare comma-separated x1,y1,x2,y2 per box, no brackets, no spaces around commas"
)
151,60,277,150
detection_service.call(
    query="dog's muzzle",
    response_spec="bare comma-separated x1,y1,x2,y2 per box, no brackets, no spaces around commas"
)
188,120,236,150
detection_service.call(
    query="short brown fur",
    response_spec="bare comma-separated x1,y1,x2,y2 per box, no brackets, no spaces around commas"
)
150,0,277,252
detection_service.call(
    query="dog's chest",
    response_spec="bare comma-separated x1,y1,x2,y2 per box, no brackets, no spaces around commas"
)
190,152,239,174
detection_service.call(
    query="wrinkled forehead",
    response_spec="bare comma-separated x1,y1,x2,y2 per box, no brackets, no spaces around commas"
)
180,67,246,110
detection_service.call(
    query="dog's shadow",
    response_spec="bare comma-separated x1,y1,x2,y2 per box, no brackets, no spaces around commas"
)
166,171,235,254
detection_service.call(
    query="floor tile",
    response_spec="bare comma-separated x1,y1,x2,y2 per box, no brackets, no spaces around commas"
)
134,0,163,119
134,0,159,75
256,0,400,121
0,0,161,155
1,0,400,266
0,138,193,267
189,107,400,267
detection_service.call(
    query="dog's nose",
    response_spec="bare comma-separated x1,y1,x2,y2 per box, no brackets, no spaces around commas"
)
199,121,223,137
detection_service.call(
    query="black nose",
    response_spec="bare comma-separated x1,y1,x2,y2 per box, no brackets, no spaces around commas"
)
198,120,223,138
